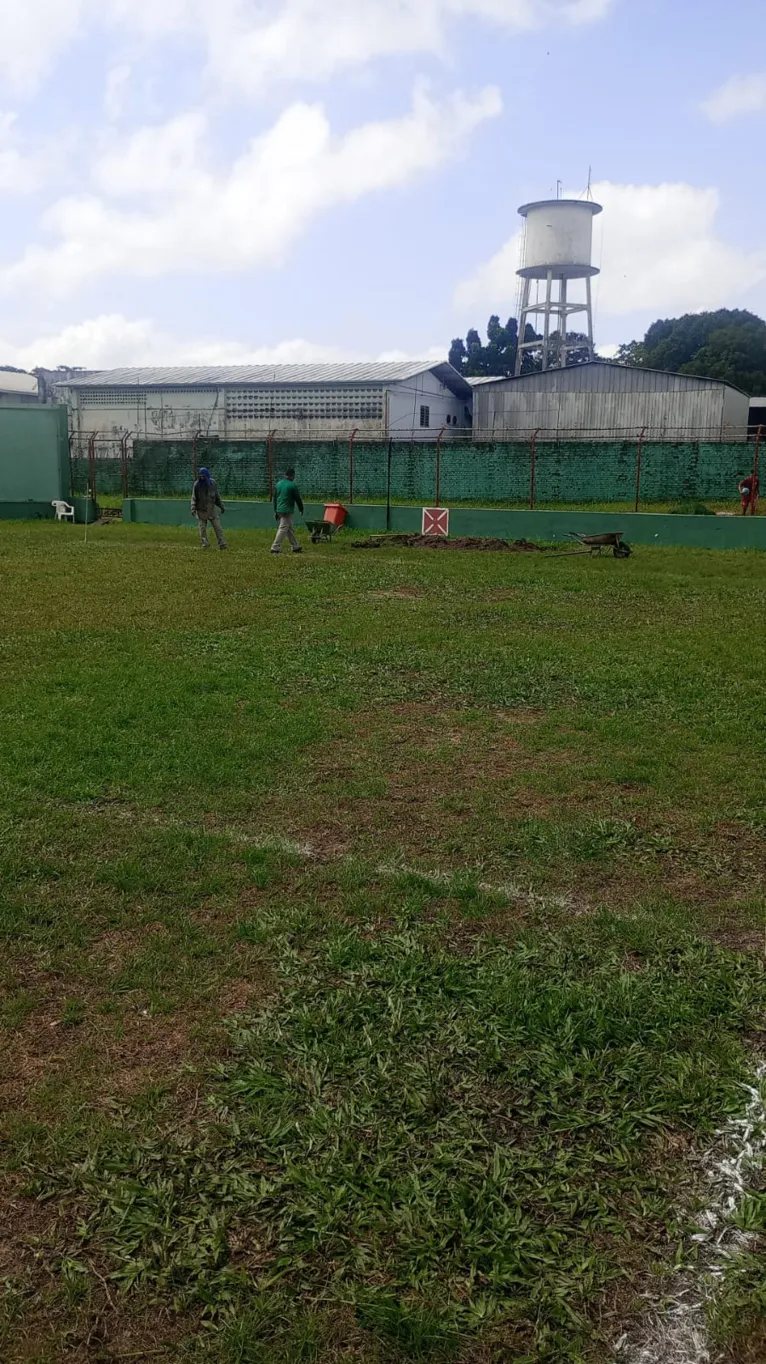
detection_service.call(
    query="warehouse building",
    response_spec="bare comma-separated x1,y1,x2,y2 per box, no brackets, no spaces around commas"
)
57,362,473,445
471,362,749,441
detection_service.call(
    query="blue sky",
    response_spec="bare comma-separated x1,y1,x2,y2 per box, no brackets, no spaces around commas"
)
1,0,766,369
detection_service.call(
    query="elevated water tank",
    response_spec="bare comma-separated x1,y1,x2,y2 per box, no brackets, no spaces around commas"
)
518,200,602,279
515,197,603,374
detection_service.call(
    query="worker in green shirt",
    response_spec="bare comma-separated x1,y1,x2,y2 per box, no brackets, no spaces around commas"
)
271,467,304,554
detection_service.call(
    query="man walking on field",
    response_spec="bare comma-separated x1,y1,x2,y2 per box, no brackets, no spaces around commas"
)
271,467,304,554
191,467,227,549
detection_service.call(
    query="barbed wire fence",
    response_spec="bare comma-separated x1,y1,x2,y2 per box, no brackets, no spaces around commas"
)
69,425,763,513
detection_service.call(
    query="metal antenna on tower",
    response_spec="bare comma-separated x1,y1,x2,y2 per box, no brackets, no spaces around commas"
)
514,195,602,376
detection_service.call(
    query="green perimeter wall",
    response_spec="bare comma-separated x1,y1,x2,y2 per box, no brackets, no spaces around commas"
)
0,404,69,502
76,436,756,505
123,499,766,550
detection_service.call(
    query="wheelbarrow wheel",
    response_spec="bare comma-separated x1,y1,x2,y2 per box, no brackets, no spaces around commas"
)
613,542,632,559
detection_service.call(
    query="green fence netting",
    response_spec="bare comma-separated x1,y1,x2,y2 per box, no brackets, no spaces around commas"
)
70,437,751,505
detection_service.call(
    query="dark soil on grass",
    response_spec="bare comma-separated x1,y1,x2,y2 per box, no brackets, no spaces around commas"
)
353,534,541,551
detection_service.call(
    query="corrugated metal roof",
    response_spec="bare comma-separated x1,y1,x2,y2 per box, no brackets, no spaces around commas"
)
56,360,472,396
475,360,748,397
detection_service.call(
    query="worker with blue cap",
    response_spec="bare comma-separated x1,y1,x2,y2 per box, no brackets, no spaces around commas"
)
191,467,227,550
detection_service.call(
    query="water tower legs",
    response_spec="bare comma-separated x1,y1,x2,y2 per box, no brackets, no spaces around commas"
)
542,271,553,370
515,277,532,375
585,276,595,358
515,274,596,375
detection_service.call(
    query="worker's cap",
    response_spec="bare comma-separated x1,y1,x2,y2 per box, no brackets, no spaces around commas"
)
199,467,210,478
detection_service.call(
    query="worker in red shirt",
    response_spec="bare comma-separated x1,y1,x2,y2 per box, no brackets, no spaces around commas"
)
738,472,760,516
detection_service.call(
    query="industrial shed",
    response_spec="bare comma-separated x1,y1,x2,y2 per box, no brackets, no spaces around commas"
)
471,362,749,441
58,362,473,446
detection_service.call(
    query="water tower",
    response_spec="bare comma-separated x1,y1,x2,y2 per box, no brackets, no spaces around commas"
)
514,198,602,375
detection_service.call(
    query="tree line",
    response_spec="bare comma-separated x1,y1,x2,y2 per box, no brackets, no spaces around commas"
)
449,308,766,395
448,316,590,378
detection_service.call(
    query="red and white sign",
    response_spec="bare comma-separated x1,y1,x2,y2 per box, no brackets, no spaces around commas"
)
422,507,450,537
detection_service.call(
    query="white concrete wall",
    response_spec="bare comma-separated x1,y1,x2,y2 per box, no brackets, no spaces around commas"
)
64,375,472,444
67,387,222,445
386,371,469,440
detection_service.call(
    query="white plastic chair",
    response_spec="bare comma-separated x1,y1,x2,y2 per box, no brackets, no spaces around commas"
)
51,500,75,523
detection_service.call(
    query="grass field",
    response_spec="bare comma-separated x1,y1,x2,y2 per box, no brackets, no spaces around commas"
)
1,521,765,1364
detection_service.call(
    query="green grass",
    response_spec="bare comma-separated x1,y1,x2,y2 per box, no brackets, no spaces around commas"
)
0,521,765,1363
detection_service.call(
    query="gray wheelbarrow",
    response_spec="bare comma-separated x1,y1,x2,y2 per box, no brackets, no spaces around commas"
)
305,519,340,545
563,531,632,558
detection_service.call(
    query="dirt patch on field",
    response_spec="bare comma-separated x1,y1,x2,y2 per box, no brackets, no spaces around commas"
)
354,534,540,552
0,994,199,1113
370,586,427,599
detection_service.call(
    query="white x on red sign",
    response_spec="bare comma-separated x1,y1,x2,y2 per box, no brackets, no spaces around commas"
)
422,507,450,537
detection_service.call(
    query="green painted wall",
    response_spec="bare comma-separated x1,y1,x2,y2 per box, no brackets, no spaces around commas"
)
76,435,755,506
122,499,766,550
0,404,69,502
0,501,55,519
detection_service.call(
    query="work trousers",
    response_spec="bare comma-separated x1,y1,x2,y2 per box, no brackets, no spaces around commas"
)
198,513,227,548
271,514,301,552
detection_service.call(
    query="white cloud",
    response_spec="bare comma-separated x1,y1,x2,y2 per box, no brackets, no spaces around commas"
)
94,112,208,198
103,64,133,121
0,0,88,94
454,181,766,318
207,0,614,97
0,110,48,193
0,84,502,296
0,312,447,369
0,0,199,94
703,73,766,124
0,0,613,97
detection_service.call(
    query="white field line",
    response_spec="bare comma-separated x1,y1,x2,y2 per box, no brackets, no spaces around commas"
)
80,801,578,913
73,797,766,1359
618,1062,766,1364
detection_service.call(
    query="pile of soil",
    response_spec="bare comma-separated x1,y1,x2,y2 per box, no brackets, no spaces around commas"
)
353,534,540,552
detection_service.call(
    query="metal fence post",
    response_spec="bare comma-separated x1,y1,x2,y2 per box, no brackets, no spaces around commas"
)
349,428,358,504
751,425,763,516
88,432,97,504
529,429,541,510
635,426,647,513
435,425,447,507
120,433,130,499
267,430,276,500
386,439,393,531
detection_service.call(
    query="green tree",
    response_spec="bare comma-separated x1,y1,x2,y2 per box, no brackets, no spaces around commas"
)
614,340,646,367
449,317,526,377
448,337,467,373
681,322,766,394
616,309,766,393
450,315,589,378
465,328,484,376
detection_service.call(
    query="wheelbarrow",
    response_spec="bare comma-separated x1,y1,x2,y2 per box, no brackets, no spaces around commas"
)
562,531,632,559
305,519,340,544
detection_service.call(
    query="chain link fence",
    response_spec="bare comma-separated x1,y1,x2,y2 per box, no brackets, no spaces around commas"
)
70,433,759,508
